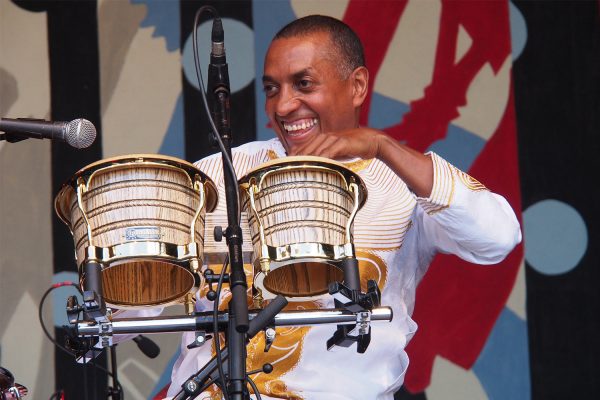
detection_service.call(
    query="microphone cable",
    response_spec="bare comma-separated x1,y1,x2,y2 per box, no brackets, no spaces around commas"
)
38,281,123,399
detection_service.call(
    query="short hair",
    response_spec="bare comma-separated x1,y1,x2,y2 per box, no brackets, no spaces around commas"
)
273,15,365,78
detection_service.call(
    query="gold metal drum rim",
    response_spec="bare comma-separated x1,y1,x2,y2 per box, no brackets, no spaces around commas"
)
261,242,355,265
80,241,203,269
54,154,219,225
238,155,368,208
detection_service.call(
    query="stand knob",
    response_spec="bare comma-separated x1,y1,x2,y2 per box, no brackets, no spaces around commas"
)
214,226,223,242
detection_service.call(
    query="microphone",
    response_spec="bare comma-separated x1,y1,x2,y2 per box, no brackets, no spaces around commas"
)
207,17,230,95
206,16,232,151
0,117,96,149
132,335,161,359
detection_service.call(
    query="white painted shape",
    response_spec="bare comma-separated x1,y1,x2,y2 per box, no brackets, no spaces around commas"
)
427,356,487,400
290,0,349,19
374,0,441,103
1,292,46,400
453,56,512,141
505,257,527,320
455,24,473,64
0,0,51,151
101,26,181,156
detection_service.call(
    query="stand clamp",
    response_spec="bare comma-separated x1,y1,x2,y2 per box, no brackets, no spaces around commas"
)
326,279,381,353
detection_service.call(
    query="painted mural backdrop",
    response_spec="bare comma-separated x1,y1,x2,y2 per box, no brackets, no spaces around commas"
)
0,1,597,399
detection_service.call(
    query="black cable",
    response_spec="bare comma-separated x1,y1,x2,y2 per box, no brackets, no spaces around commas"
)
38,282,124,397
246,375,262,400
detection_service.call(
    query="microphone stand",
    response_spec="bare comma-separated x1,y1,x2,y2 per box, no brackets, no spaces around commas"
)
107,345,122,400
209,31,251,400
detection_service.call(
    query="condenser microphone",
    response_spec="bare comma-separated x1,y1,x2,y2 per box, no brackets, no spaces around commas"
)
0,117,97,149
208,17,229,93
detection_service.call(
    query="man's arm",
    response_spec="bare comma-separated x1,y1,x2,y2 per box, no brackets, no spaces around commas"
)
286,127,434,197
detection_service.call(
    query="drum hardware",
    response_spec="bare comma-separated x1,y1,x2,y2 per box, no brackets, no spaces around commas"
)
203,269,229,301
326,279,382,354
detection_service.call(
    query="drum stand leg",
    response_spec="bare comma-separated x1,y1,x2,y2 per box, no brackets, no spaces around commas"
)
82,261,107,321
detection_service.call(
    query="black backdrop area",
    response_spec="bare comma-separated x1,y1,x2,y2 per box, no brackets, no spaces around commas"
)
513,1,600,398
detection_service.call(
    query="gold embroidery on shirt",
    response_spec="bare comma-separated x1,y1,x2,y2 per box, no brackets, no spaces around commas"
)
343,158,373,173
454,167,488,192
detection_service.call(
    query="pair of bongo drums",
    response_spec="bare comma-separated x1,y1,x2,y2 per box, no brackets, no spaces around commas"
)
55,154,367,310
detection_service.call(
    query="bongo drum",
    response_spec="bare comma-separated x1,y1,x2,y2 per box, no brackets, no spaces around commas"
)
55,154,218,309
239,156,367,301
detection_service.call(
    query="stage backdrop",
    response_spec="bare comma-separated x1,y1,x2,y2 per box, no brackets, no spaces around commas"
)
0,1,597,399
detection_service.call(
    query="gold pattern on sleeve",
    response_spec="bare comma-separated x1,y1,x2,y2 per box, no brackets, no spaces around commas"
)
343,158,373,174
454,166,488,192
419,153,455,215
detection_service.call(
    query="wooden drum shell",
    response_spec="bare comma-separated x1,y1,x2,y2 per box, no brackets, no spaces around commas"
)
239,156,367,301
55,154,218,308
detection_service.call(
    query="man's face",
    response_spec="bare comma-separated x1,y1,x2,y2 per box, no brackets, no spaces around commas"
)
263,31,360,151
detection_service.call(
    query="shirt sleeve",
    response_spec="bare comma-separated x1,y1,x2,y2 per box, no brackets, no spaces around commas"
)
415,152,522,264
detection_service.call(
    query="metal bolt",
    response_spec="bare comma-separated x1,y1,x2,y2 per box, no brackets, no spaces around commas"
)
186,381,198,392
265,328,276,340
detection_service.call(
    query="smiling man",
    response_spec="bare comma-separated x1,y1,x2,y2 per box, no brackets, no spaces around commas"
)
160,15,521,400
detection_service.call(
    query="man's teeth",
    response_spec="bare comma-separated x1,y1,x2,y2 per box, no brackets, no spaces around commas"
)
284,118,318,132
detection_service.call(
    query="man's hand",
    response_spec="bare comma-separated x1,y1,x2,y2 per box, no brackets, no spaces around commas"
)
287,127,434,198
287,127,384,161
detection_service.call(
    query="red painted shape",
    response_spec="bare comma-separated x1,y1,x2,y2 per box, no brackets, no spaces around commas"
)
153,385,169,400
383,0,512,152
342,0,408,125
404,86,523,392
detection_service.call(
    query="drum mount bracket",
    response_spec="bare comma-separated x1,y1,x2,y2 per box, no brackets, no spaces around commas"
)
326,279,381,354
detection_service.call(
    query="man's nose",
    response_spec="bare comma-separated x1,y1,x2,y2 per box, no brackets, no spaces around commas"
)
275,87,300,116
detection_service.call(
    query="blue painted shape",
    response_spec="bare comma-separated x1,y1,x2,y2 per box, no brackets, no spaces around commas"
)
182,19,255,93
159,93,185,159
367,92,410,129
52,271,82,327
427,124,487,171
253,0,297,141
522,199,588,275
132,0,180,52
148,346,181,399
509,1,528,61
473,307,531,400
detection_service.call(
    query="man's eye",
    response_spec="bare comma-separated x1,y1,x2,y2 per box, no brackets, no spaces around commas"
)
263,84,278,96
298,80,312,89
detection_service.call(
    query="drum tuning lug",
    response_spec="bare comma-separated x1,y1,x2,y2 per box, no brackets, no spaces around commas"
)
187,331,212,349
263,327,276,352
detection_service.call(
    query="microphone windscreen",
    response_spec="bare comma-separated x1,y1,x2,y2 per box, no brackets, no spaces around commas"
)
66,119,96,149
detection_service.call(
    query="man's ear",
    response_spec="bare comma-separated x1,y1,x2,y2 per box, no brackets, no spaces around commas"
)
351,66,369,107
